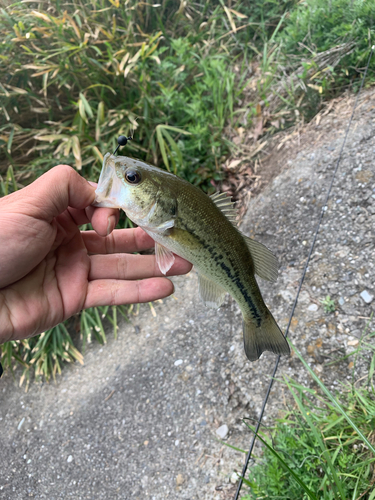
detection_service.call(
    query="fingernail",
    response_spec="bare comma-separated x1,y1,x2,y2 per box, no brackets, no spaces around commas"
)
107,215,116,235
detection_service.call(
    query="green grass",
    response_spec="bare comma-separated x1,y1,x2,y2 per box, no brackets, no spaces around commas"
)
1,0,374,380
238,334,375,500
321,295,336,314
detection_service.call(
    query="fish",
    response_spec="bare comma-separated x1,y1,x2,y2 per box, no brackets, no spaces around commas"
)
94,153,290,361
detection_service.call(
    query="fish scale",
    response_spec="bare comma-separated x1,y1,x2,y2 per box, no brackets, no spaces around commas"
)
94,153,290,362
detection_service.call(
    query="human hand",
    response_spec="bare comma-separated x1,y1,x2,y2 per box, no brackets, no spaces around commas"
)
0,165,192,344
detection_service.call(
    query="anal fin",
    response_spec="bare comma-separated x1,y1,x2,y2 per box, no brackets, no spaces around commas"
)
198,273,227,309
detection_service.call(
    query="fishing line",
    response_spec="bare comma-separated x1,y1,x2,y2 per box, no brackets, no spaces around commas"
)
233,45,374,500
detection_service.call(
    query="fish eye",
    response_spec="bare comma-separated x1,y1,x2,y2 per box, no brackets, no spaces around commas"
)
125,169,141,184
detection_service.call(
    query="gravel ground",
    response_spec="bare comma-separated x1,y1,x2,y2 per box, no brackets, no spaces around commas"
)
1,88,374,499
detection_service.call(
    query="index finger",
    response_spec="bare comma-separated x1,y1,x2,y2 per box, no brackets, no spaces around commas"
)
82,227,156,254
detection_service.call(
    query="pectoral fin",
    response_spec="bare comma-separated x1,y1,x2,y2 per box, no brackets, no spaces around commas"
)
198,273,227,309
155,242,175,275
243,235,279,282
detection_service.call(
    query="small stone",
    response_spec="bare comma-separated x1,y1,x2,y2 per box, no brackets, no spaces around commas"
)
176,474,185,486
307,345,315,355
360,290,373,304
230,472,240,484
216,424,229,439
175,440,180,446
338,297,345,306
174,359,183,366
347,339,359,347
279,290,294,302
67,455,73,463
307,303,318,312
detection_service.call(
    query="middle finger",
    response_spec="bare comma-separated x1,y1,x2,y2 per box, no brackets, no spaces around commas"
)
89,253,192,280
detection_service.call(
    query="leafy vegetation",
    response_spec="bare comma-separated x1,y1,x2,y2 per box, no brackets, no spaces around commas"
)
240,337,375,500
1,0,374,380
0,0,271,190
321,295,336,314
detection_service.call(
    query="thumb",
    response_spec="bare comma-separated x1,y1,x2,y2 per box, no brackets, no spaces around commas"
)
6,165,96,221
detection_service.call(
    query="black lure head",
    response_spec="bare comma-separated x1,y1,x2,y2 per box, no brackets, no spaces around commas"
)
113,135,133,155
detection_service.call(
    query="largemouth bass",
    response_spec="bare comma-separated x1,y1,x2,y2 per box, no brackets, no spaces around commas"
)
94,153,290,361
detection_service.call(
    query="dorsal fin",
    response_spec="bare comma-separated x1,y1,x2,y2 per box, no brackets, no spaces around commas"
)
210,191,238,226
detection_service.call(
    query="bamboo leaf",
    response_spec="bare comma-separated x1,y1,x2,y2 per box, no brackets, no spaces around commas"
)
156,125,169,171
35,134,66,142
63,138,72,157
7,127,14,153
91,145,103,162
31,11,52,23
3,84,28,95
230,8,247,19
79,92,94,119
85,83,116,95
119,52,130,71
223,5,237,32
124,63,135,78
78,98,88,123
161,129,182,173
157,125,191,135
97,101,105,124
65,13,81,39
72,136,82,170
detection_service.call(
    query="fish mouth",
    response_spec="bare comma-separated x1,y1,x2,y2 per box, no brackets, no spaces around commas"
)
93,153,124,209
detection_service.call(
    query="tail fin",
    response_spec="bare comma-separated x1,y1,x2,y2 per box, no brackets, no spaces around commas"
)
242,311,290,362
